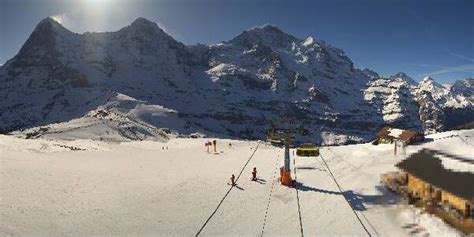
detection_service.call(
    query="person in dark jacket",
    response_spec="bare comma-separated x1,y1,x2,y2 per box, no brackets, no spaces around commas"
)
230,174,236,186
252,167,257,181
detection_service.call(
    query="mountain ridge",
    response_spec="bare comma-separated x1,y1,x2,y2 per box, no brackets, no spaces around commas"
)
1,17,472,144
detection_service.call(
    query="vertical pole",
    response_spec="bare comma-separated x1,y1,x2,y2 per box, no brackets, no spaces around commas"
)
394,139,397,155
284,141,290,172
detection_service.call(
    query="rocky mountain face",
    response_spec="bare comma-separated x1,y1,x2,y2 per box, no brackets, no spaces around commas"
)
415,77,474,133
1,17,472,144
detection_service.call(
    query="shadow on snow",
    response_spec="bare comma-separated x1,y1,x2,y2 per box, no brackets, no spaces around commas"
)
295,182,401,211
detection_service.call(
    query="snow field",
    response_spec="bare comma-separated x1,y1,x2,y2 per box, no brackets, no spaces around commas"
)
1,130,472,236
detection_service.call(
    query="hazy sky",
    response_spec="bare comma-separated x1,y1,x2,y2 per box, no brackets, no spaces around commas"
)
1,0,473,84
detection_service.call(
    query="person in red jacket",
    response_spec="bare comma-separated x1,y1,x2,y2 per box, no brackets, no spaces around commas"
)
252,167,257,181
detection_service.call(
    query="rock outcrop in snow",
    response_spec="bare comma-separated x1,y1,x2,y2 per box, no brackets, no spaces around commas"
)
0,17,472,143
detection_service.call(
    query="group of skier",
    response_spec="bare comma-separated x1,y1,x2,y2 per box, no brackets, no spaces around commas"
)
229,167,257,186
202,141,257,186
204,140,217,153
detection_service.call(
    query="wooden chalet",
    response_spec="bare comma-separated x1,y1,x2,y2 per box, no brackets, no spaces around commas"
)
376,126,424,145
396,149,474,218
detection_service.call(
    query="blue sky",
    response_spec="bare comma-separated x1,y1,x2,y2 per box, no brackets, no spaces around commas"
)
1,0,473,84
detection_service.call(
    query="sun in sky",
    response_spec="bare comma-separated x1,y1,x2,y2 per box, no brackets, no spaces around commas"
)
50,0,113,29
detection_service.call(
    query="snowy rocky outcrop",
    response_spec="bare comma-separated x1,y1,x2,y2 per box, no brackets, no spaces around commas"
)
415,77,474,133
0,17,473,143
364,73,422,130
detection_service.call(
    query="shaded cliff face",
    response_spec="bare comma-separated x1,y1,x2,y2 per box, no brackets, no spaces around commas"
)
1,18,472,143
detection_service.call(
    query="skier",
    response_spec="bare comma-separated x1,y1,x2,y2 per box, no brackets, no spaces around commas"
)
251,167,257,181
230,174,236,186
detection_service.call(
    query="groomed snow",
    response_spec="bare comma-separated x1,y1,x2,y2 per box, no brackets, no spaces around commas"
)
1,129,472,236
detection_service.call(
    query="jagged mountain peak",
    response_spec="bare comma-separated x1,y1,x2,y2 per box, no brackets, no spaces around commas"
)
391,72,411,79
229,24,299,48
258,24,285,33
450,78,473,97
390,72,417,85
119,17,169,37
11,16,76,65
32,16,73,36
40,17,66,28
39,16,58,25
362,68,380,79
129,17,161,30
452,77,473,86
419,76,445,90
422,76,434,81
110,17,186,53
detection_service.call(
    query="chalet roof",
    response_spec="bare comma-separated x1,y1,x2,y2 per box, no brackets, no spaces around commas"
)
398,130,418,141
396,148,474,202
377,126,422,142
377,126,391,138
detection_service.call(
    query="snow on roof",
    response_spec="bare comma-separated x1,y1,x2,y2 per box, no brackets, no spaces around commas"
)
437,154,474,173
377,127,422,142
388,128,404,138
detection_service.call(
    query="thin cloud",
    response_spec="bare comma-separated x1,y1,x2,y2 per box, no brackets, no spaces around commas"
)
419,64,474,77
448,51,474,63
407,63,446,69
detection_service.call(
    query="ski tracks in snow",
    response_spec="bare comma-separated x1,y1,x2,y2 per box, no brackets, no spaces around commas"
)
260,157,279,237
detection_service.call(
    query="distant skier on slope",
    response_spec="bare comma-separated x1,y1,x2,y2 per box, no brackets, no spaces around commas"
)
251,167,257,181
230,174,236,186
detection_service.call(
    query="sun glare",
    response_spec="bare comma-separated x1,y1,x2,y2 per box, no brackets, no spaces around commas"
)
51,14,64,24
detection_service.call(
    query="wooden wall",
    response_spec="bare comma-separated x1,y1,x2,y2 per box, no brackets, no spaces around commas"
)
407,174,431,199
442,191,469,215
378,137,393,144
407,173,470,215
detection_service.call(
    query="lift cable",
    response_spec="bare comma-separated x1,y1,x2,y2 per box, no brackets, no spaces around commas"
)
195,141,262,237
293,157,305,237
324,148,380,236
318,152,373,237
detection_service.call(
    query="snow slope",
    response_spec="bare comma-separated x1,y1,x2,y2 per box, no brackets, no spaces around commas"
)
1,129,472,236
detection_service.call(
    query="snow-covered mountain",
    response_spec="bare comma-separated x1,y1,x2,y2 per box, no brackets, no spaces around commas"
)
364,73,422,130
0,17,472,143
415,77,474,133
